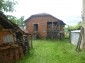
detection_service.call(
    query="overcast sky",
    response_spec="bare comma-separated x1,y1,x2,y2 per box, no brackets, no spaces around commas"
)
9,0,82,26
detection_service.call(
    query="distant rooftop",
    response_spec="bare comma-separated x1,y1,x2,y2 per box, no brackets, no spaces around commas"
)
25,13,64,23
32,13,51,16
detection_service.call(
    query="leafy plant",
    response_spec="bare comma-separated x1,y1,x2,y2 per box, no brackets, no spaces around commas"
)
0,0,17,12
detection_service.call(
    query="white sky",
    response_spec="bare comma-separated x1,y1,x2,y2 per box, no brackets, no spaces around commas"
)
9,0,82,26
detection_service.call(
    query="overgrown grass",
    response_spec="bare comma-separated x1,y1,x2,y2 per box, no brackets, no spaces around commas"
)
17,39,85,63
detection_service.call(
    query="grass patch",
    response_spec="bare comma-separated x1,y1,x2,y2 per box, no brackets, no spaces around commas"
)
17,39,85,63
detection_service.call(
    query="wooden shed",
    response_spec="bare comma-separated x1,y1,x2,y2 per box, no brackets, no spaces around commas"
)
0,12,31,63
0,12,16,44
70,30,80,45
25,13,65,39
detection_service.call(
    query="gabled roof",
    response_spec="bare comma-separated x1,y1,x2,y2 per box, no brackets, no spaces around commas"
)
0,11,27,34
0,11,16,29
0,12,31,35
25,13,66,25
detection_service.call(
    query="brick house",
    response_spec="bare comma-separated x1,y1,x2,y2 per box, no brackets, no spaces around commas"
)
25,13,65,39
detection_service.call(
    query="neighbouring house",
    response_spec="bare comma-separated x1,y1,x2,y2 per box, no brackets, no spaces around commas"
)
0,12,31,63
25,13,65,39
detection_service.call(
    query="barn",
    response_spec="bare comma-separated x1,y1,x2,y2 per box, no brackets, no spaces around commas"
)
0,12,31,63
25,13,65,39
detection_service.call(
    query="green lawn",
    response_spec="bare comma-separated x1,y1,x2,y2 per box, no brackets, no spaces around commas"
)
17,39,85,63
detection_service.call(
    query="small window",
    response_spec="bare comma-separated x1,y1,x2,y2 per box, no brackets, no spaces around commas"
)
3,34,14,43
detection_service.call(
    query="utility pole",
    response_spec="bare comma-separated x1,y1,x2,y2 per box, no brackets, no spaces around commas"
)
80,0,85,49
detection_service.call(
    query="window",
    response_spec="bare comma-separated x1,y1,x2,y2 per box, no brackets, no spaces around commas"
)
34,24,38,32
3,34,14,43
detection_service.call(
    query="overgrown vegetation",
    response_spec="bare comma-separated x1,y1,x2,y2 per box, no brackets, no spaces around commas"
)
0,0,25,28
64,22,81,38
0,0,17,12
17,39,85,63
67,22,81,31
7,15,25,28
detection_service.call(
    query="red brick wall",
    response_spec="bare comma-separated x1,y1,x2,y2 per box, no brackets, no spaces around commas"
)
26,16,64,38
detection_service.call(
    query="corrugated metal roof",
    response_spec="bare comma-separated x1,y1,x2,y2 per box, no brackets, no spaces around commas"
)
71,30,80,32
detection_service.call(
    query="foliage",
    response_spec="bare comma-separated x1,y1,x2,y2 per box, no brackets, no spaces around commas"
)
67,22,81,31
7,15,25,28
7,15,19,24
19,16,25,28
0,0,17,12
75,22,81,30
17,39,85,63
64,22,81,39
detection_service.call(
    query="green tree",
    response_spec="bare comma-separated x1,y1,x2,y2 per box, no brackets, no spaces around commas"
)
7,15,20,24
65,22,81,39
68,25,75,31
75,22,81,30
0,0,17,12
67,22,81,31
19,16,25,28
7,15,25,29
